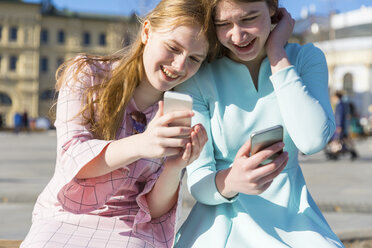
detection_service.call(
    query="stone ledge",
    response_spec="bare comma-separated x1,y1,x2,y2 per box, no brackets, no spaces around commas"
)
0,240,22,248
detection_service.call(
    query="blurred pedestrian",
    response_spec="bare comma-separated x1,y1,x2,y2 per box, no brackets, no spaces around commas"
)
331,91,358,160
0,112,3,129
13,112,22,134
22,110,29,131
349,102,365,139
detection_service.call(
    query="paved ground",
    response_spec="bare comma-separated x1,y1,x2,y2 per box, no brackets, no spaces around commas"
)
1,131,372,244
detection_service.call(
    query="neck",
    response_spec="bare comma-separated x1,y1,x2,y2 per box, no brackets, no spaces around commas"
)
228,48,267,73
133,81,163,111
228,49,267,90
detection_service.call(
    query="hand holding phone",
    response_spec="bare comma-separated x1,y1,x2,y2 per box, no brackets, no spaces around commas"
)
250,125,284,165
163,91,193,127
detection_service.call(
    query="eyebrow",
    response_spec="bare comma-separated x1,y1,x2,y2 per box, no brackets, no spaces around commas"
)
214,10,260,23
170,40,207,59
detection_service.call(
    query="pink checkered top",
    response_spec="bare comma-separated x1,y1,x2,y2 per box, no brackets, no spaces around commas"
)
29,60,182,248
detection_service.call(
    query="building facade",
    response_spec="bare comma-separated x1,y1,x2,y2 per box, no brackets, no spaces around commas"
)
293,6,372,120
0,0,138,127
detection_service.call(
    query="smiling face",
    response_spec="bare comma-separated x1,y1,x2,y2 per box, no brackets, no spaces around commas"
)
141,22,208,93
214,0,274,64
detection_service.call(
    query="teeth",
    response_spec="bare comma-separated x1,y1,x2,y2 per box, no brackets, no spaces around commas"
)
237,39,254,47
161,66,178,79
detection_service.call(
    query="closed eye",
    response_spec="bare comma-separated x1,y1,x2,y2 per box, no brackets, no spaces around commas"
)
168,45,180,53
215,22,229,27
242,16,258,22
190,56,201,63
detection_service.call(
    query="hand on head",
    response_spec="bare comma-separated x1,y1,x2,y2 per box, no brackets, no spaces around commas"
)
265,8,295,57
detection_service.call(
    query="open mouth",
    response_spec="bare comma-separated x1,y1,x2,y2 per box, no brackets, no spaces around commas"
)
161,65,179,79
233,38,256,52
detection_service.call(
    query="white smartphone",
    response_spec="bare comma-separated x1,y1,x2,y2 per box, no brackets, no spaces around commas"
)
163,91,193,127
250,125,283,164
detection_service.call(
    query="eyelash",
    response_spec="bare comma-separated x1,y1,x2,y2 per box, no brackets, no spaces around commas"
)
167,45,201,63
215,23,228,27
190,57,200,63
168,46,180,53
243,16,257,22
215,16,258,27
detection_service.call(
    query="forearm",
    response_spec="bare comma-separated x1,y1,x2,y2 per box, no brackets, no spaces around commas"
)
76,134,144,179
271,65,335,153
146,164,182,218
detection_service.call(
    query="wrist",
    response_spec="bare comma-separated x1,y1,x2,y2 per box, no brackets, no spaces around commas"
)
268,50,291,75
163,159,184,177
216,168,237,199
134,133,147,158
267,48,286,63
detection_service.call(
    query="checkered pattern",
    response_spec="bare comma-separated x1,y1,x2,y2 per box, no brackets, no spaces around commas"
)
21,61,182,248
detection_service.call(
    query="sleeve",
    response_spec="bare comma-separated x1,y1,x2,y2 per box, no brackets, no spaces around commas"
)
175,76,238,205
270,44,336,154
54,62,127,214
132,165,182,248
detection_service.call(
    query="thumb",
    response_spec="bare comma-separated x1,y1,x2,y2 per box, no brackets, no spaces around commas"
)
236,138,252,158
154,100,164,119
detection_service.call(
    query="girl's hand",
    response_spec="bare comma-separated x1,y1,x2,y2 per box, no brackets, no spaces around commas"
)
217,139,288,198
265,8,295,61
138,101,194,158
165,123,208,170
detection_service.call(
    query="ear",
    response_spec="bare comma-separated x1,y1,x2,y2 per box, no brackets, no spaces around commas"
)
141,20,151,45
269,7,276,18
269,7,280,24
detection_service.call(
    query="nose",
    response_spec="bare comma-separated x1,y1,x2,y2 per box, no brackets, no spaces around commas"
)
172,54,187,72
229,24,246,44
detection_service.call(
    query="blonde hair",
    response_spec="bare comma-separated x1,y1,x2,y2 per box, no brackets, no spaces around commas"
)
54,0,218,140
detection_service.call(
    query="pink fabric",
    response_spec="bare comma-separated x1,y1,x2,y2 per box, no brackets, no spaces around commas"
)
21,61,182,248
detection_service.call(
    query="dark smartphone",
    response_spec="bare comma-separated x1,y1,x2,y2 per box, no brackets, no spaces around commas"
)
250,125,283,165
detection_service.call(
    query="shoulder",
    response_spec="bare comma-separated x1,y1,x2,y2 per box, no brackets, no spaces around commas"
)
285,43,327,74
176,58,235,94
175,60,217,92
75,55,114,77
285,43,326,61
60,55,115,89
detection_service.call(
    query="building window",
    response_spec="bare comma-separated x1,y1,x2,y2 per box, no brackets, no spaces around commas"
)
83,32,91,46
123,34,131,47
40,29,48,44
9,55,18,71
343,73,354,96
57,30,65,44
0,92,12,106
40,57,48,73
9,27,18,41
39,89,57,101
56,57,64,69
99,33,106,46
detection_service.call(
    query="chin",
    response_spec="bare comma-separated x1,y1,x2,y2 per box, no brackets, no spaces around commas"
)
156,83,174,92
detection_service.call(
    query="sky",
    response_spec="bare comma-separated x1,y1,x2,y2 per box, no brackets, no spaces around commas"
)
24,0,372,20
